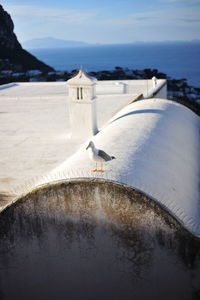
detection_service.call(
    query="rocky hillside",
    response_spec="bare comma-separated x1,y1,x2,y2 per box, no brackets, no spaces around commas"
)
0,5,53,72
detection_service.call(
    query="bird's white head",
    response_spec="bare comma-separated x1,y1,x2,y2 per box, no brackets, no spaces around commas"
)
86,141,95,150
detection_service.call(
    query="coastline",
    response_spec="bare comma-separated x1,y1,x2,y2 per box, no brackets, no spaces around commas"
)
27,42,200,87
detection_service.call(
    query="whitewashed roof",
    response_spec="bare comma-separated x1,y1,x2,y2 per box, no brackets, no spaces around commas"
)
0,80,199,237
0,82,138,199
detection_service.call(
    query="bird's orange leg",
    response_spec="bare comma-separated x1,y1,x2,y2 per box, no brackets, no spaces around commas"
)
97,162,104,172
91,162,98,172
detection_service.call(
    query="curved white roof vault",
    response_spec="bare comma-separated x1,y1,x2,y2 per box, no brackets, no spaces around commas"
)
45,98,200,237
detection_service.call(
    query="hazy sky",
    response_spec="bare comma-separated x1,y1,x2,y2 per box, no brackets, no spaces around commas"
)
1,0,200,44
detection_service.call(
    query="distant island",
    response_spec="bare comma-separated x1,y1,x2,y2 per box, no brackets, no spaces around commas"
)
23,37,90,49
22,38,200,50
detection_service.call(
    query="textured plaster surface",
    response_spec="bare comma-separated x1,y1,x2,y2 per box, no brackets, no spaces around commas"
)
0,82,139,198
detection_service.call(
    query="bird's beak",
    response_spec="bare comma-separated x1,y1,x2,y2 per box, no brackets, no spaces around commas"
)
86,145,89,150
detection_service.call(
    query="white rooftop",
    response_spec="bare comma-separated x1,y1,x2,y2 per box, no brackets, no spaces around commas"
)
0,80,199,238
0,81,140,201
0,82,67,98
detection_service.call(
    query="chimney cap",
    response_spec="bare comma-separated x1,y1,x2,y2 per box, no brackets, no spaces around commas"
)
67,68,97,86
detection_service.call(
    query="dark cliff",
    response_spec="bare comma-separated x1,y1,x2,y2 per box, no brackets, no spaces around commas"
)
0,5,53,72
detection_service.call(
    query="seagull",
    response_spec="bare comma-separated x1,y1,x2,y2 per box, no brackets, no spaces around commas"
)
86,141,116,172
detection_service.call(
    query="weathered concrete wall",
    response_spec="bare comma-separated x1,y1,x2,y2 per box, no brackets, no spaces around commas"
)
1,180,200,300
2,180,196,239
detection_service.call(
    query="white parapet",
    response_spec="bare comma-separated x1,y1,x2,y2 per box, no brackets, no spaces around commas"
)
144,79,167,99
67,74,167,140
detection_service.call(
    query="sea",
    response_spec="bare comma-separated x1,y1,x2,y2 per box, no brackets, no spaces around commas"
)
29,42,200,87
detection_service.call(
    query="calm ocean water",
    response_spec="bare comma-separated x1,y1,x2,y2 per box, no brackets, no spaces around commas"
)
29,43,200,86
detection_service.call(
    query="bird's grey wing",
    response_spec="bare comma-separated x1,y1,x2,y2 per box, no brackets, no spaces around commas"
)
98,149,111,161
